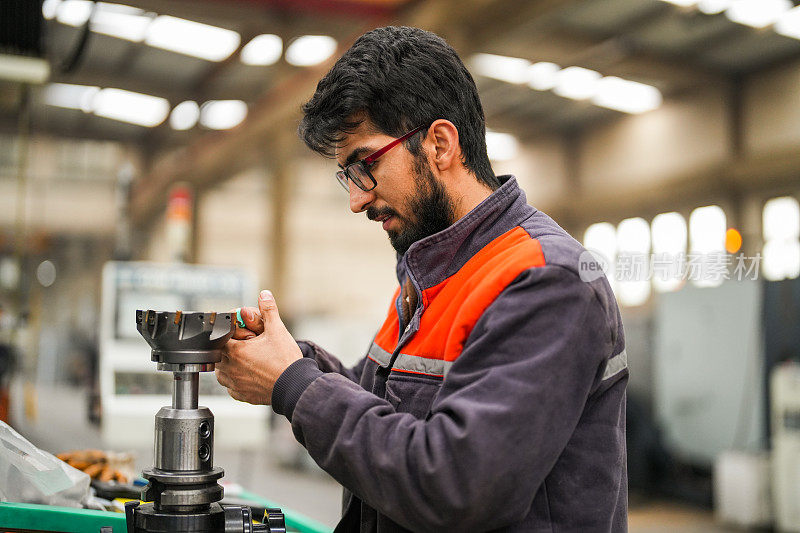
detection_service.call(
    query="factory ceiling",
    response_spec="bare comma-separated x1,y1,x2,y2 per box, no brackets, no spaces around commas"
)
2,0,800,222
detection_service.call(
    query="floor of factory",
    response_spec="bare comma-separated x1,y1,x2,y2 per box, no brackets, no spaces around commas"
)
11,385,739,531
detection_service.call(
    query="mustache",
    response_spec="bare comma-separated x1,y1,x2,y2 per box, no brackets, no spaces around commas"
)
366,206,400,222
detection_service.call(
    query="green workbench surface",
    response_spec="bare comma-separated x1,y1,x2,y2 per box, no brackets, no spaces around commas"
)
0,497,330,533
0,502,127,532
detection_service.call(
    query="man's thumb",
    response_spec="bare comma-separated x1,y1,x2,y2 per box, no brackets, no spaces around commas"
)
258,290,280,328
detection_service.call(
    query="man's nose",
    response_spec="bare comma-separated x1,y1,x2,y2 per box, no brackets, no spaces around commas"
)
349,184,375,213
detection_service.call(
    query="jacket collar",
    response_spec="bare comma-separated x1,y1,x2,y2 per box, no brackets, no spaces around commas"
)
397,175,536,291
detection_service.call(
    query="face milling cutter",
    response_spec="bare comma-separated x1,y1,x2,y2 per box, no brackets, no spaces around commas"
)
128,310,286,533
131,310,231,530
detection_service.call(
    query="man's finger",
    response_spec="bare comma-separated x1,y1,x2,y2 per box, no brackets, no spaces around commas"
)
231,308,260,339
240,306,264,335
232,330,257,340
257,290,283,331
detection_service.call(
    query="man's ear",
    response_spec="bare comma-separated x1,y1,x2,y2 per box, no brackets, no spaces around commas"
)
427,119,460,172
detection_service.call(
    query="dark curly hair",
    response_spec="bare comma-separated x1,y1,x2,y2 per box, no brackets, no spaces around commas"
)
298,26,499,190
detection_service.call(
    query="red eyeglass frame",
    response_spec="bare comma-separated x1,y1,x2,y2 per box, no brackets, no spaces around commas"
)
336,124,427,192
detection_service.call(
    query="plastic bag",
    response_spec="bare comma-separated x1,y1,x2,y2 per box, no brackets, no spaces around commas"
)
0,420,90,507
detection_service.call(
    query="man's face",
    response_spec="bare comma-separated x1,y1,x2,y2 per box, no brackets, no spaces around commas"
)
335,121,455,255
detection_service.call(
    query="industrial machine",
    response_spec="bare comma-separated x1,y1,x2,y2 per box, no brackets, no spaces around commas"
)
771,362,800,532
99,262,264,450
125,309,285,533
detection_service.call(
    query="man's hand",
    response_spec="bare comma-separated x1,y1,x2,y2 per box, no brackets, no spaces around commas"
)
216,290,302,405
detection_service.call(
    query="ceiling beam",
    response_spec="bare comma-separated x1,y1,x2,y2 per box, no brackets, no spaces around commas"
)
0,112,148,143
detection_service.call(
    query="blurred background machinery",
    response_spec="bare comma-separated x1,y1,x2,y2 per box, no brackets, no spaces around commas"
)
771,364,800,531
99,261,262,450
3,0,800,530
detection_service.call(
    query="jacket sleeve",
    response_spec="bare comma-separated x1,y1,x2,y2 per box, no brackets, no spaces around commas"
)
274,265,612,531
296,339,367,384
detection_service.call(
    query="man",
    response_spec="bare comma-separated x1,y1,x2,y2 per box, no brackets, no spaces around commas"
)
216,26,627,532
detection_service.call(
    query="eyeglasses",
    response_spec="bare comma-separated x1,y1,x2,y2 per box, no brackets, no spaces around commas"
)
335,124,426,193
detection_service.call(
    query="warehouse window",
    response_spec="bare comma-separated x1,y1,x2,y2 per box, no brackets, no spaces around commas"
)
616,217,651,306
651,212,687,293
485,130,519,161
583,222,617,292
689,205,727,288
762,196,800,281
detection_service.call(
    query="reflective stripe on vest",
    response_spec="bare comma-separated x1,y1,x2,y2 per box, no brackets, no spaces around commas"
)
603,349,627,381
367,342,450,377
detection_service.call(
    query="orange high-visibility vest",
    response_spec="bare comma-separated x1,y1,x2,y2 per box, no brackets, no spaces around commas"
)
373,226,546,375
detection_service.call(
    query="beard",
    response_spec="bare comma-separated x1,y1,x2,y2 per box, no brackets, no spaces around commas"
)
367,157,456,256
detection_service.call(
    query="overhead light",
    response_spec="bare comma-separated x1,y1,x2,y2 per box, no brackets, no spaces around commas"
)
285,35,337,66
0,257,20,290
42,0,61,19
46,1,153,42
658,0,698,6
470,53,530,84
592,76,662,114
554,66,601,100
775,6,800,40
200,100,248,130
726,0,791,28
55,0,93,26
470,51,662,113
697,0,732,14
528,62,560,91
485,130,519,161
0,54,50,84
170,101,200,130
91,3,153,42
92,88,170,127
145,16,240,62
36,260,57,288
44,83,99,111
241,34,283,66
